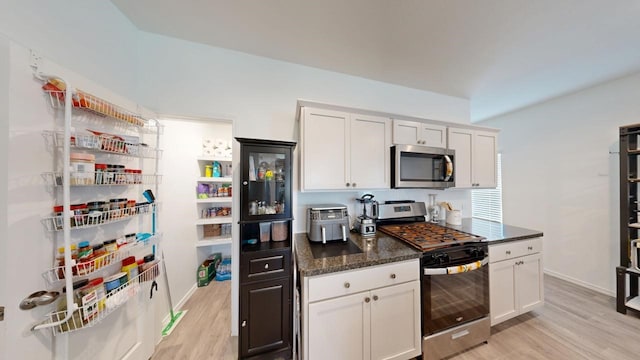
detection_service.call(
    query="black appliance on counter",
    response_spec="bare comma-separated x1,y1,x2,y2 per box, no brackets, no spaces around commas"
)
377,201,489,360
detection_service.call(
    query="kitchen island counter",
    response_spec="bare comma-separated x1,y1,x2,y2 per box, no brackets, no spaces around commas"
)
451,217,543,244
295,232,421,277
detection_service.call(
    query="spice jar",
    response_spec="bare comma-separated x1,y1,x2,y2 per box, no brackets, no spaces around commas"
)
70,203,88,227
57,279,89,332
109,198,127,219
121,256,139,283
114,165,126,184
79,277,106,318
103,239,117,253
94,163,107,185
52,205,64,230
104,164,116,184
125,233,137,245
70,153,95,185
92,244,107,269
56,244,78,279
126,199,136,216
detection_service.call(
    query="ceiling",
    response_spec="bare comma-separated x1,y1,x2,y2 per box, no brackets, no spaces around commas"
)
112,0,640,121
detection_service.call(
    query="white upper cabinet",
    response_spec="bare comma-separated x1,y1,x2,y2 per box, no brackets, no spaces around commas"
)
447,127,498,188
301,107,391,191
393,119,446,148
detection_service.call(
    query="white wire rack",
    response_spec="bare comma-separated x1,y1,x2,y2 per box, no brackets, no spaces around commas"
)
43,203,156,231
42,235,160,284
43,90,162,134
36,261,161,335
42,171,162,187
43,130,163,159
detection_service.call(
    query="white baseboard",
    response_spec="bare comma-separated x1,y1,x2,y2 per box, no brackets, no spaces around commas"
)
544,269,614,297
161,282,197,327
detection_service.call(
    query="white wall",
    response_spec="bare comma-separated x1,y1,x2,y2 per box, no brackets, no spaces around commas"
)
0,0,140,100
135,31,474,231
0,33,9,360
477,72,640,295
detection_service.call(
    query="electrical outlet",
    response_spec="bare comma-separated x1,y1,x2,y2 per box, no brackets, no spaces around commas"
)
29,50,42,69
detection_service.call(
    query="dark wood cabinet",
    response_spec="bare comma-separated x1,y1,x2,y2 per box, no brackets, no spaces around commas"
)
236,138,296,359
240,278,291,358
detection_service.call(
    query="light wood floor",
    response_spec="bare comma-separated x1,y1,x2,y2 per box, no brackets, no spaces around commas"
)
152,275,640,360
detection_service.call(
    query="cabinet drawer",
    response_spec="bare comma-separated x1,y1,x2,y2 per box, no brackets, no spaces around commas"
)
489,237,542,263
241,249,291,282
307,259,419,303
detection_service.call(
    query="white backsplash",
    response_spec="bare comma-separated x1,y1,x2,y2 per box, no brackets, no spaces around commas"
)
294,188,471,233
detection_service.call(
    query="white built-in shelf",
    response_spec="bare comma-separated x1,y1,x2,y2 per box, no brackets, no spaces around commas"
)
196,197,233,203
196,236,232,247
197,156,232,162
197,177,232,183
195,216,233,225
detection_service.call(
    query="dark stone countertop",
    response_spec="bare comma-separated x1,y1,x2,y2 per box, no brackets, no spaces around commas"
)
444,218,543,245
295,232,422,277
295,218,542,277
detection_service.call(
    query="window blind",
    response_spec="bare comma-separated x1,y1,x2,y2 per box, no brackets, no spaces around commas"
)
471,153,503,222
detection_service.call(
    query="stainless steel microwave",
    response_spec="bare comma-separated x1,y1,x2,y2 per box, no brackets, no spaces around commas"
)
391,145,455,189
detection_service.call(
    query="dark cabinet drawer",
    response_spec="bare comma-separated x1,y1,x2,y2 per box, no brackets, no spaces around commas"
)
241,249,291,283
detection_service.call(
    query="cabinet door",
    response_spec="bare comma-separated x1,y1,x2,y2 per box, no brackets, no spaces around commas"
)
308,291,370,360
301,107,349,190
240,278,291,358
473,131,498,188
489,260,518,326
370,281,421,360
421,123,447,148
350,114,391,189
447,127,473,188
517,253,544,314
392,119,420,145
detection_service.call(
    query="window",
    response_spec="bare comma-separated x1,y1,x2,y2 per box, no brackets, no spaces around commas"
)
471,153,503,222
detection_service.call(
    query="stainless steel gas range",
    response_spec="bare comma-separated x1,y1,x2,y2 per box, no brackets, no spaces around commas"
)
376,201,490,360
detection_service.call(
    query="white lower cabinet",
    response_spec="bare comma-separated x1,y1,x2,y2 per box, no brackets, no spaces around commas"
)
303,260,421,360
489,238,544,326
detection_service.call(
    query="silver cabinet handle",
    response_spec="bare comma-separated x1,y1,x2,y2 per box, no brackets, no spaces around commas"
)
352,183,356,187
364,297,370,303
242,320,247,327
321,226,326,245
243,181,248,185
264,263,269,269
344,282,350,288
346,183,351,187
390,273,396,279
506,250,511,255
373,295,379,301
0,306,3,321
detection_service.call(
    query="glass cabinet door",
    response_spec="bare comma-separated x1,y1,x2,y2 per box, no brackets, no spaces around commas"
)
241,145,292,220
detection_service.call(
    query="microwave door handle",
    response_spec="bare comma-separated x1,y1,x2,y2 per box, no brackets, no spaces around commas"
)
423,257,488,276
443,155,453,181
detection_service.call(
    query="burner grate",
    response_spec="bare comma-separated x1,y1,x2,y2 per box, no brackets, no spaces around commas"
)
378,222,485,251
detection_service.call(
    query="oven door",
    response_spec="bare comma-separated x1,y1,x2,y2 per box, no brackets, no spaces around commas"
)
422,256,489,335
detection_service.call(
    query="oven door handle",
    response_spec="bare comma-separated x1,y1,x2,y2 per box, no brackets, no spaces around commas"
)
423,257,489,276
